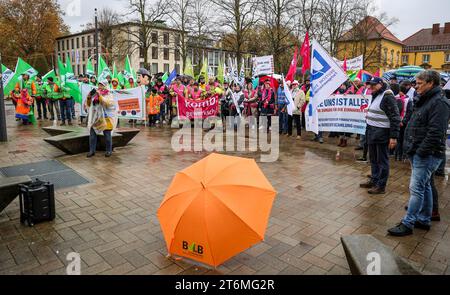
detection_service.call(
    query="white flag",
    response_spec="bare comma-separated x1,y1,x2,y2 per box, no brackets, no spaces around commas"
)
283,76,295,116
306,40,348,134
444,79,450,90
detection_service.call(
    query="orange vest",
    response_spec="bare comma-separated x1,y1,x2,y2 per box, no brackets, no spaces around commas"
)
16,95,33,118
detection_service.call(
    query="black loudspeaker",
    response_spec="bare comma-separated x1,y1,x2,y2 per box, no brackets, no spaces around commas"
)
19,179,55,227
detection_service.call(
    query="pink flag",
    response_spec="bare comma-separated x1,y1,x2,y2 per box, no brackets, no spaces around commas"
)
300,32,311,75
286,47,298,82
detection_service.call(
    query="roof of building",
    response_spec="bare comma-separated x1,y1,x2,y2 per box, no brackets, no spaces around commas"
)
339,16,403,45
403,26,450,47
56,21,184,40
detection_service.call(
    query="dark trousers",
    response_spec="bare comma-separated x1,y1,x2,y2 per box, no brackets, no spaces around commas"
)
395,126,406,160
35,97,47,119
89,128,112,153
369,143,390,189
59,99,73,123
288,115,301,136
48,99,61,120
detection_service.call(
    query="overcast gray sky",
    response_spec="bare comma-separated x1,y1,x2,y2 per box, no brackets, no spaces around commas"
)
58,0,450,40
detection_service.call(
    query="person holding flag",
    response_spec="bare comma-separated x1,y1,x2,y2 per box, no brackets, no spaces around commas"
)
259,79,276,132
59,81,73,126
15,73,36,96
169,76,185,122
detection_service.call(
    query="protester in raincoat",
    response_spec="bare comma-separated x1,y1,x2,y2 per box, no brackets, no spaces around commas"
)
86,79,116,158
13,89,34,125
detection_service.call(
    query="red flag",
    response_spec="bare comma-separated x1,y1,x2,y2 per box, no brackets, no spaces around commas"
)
300,32,311,75
374,69,380,77
285,47,298,82
343,57,348,72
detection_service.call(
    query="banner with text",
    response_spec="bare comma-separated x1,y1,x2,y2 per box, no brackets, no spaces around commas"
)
317,94,371,135
252,55,274,76
333,55,364,71
80,84,146,120
177,95,219,120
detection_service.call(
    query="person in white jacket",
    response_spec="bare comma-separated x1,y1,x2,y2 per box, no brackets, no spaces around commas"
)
288,81,306,139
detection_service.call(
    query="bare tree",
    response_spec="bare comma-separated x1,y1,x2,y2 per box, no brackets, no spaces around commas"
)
319,0,358,56
258,0,297,72
122,0,170,69
211,0,259,72
167,0,192,72
295,0,324,42
340,1,398,70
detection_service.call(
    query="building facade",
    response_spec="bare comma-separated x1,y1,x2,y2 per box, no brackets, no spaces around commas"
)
55,22,184,77
402,23,450,72
336,16,404,74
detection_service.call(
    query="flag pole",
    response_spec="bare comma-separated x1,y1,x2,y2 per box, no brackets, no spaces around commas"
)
0,52,8,142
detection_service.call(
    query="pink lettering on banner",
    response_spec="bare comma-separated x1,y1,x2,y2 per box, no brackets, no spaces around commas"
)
178,95,219,119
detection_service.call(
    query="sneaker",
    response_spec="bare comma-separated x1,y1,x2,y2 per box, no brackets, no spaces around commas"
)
105,152,112,158
319,138,324,144
360,180,375,189
388,223,413,237
414,221,431,231
356,157,368,162
87,152,95,158
368,187,386,195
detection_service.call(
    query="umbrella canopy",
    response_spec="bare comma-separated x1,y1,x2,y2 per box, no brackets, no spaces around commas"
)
157,153,277,267
394,66,425,78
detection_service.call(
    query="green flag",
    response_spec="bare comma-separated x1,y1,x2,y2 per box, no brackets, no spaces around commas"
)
162,72,169,83
86,58,95,77
217,61,224,84
2,64,16,95
63,54,82,103
65,53,74,74
184,57,194,78
123,56,135,79
112,62,118,79
15,58,38,79
42,70,56,82
4,58,38,94
97,55,112,83
57,56,66,78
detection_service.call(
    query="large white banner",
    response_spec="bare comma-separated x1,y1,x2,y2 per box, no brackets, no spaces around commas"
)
306,40,349,134
252,55,274,76
333,55,364,71
80,84,146,120
317,95,371,135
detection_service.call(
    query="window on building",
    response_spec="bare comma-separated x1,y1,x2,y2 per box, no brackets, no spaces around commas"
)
175,34,180,46
163,33,169,45
82,50,86,62
88,36,91,47
77,65,80,75
140,47,145,58
163,48,169,60
164,63,170,73
58,41,61,52
151,63,158,74
140,62,145,69
67,40,70,51
71,39,74,50
61,40,64,51
422,54,430,64
396,51,400,65
175,49,180,61
402,55,409,65
446,54,450,63
88,49,92,59
383,48,388,63
152,47,158,59
82,37,85,47
77,38,80,48
390,50,394,64
175,64,180,74
83,64,86,75
151,32,158,44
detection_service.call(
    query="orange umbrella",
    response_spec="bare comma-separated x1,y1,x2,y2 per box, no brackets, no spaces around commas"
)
157,153,277,267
